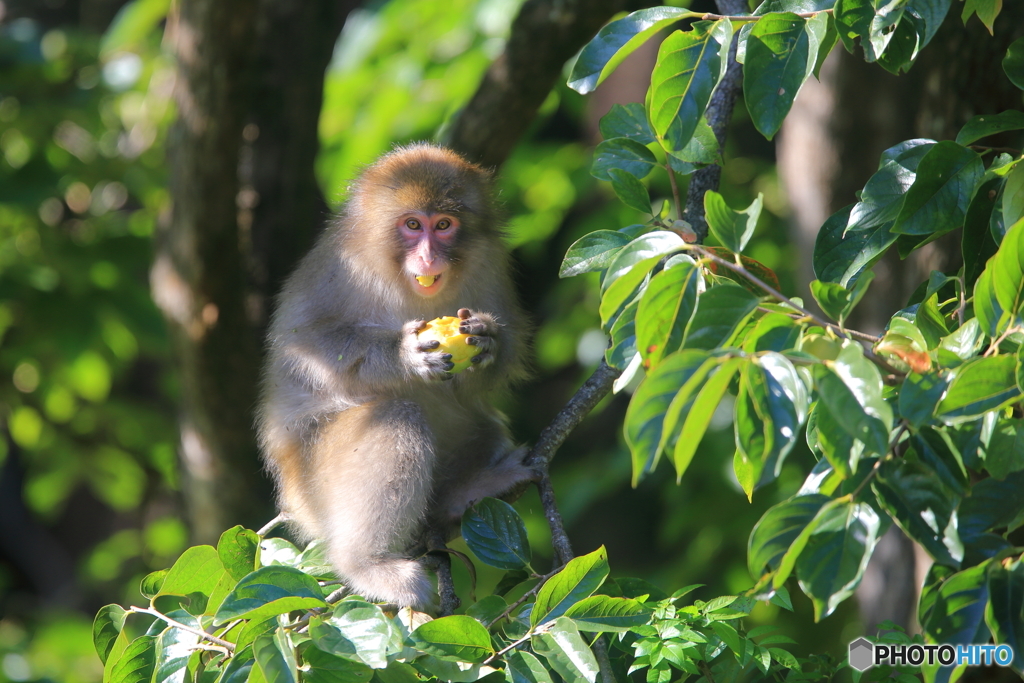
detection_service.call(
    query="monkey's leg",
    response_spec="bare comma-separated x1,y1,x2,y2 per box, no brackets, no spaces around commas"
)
431,424,540,530
308,400,436,608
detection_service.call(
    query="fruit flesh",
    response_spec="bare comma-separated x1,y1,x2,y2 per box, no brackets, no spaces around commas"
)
417,316,481,373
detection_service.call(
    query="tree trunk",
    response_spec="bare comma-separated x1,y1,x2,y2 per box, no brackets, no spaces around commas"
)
155,0,350,543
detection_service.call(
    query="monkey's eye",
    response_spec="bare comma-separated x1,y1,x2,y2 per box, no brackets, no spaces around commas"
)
436,219,451,231
405,218,421,230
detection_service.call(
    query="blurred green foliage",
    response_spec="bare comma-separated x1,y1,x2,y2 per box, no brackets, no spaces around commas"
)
0,0,838,680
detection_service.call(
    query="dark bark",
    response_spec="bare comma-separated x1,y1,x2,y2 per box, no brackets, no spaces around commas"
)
681,0,747,241
156,0,349,542
445,0,638,169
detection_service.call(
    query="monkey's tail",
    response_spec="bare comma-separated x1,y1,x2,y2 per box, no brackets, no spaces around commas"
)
332,552,435,609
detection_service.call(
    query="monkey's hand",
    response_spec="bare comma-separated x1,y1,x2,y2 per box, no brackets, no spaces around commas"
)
402,320,455,381
457,308,498,371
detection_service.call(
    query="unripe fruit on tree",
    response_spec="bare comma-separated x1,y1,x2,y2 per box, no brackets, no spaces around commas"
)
418,316,482,373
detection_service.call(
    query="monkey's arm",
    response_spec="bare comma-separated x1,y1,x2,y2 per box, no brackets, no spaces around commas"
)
274,319,453,396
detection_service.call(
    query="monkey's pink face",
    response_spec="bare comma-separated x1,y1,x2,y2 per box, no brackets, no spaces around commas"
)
399,212,460,297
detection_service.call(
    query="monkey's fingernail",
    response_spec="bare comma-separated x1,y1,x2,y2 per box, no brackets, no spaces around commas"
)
444,362,455,371
471,355,482,363
466,336,477,346
458,308,471,318
440,353,452,361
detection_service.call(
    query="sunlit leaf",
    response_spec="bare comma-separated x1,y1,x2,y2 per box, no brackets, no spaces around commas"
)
407,616,493,663
533,547,609,626
560,231,631,278
704,191,763,253
531,618,600,683
568,7,693,94
214,566,326,624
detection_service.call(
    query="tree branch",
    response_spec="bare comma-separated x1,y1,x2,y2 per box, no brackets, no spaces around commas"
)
681,0,748,242
445,0,637,168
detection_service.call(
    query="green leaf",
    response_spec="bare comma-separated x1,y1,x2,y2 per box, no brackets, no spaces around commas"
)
901,370,946,430
608,168,652,214
956,111,1024,146
253,630,298,683
816,364,883,451
302,646,374,683
669,118,722,165
748,494,830,578
461,497,531,570
606,294,640,370
219,526,260,582
813,399,862,478
310,601,401,669
636,262,701,367
922,563,990,648
671,357,744,481
600,255,660,330
961,0,1002,32
911,427,968,496
982,417,1024,480
407,615,493,663
936,355,1022,423
810,272,875,324
531,618,600,683
562,595,651,632
140,570,167,599
153,615,201,683
978,206,1024,334
795,499,882,620
559,231,631,278
742,314,801,353
625,350,712,485
648,20,733,153
812,206,896,288
1004,36,1024,91
683,283,760,350
1005,164,1024,229
603,231,685,292
891,141,984,237
533,547,609,626
744,13,816,140
985,561,1024,672
93,604,128,665
156,545,225,600
568,7,693,94
219,644,256,683
598,103,655,145
873,459,963,567
213,566,326,624
109,635,157,683
847,139,935,231
101,0,171,56
504,651,554,683
964,178,1002,288
704,191,763,253
591,138,658,181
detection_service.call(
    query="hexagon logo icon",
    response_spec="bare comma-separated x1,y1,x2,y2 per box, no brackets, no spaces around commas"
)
849,637,874,672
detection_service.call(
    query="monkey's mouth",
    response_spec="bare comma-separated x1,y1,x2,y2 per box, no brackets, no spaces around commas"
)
413,272,444,293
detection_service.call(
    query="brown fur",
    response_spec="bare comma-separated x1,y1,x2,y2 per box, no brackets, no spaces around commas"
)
257,144,534,609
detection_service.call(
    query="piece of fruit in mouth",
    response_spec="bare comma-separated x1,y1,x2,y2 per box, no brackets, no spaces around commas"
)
417,316,482,373
416,274,438,287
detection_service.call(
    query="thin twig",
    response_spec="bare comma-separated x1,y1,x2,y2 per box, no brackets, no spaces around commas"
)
757,307,881,343
593,636,618,683
486,565,565,629
484,630,537,665
257,514,288,537
425,530,460,615
536,472,574,566
128,606,236,653
666,165,683,220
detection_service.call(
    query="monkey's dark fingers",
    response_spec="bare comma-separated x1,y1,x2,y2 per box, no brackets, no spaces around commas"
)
459,319,489,335
467,351,494,370
465,335,493,351
457,308,473,319
417,340,442,351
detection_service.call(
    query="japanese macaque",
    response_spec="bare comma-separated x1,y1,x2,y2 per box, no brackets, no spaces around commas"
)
257,144,535,609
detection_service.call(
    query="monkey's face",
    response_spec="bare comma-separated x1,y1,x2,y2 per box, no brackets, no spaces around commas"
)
399,211,459,297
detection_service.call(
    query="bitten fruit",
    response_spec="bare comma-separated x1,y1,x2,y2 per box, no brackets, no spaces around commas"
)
418,316,482,373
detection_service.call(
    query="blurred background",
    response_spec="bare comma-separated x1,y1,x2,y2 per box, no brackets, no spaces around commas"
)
0,0,1021,680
